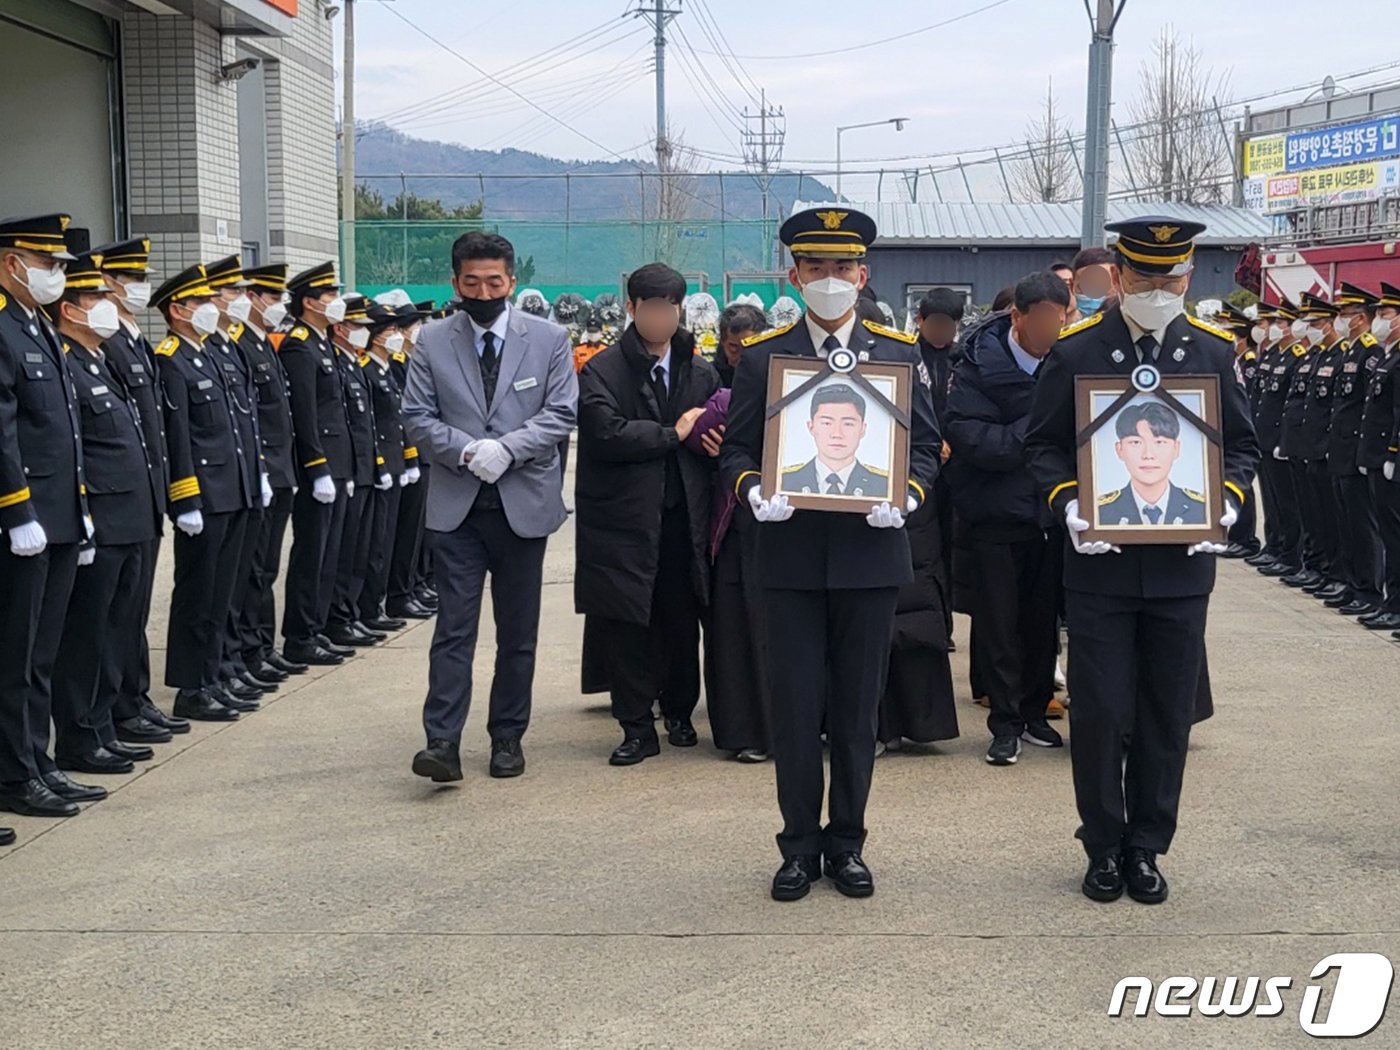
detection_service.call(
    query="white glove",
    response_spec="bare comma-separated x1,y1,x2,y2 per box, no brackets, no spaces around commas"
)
346,480,355,499
8,520,47,557
866,501,906,529
404,466,421,485
467,438,512,484
1065,498,1120,556
83,515,95,540
747,486,794,523
376,473,393,490
78,546,96,567
1386,462,1396,482
1187,539,1229,556
176,510,204,537
1273,446,1287,462
1360,465,1369,476
1219,499,1239,530
312,476,336,504
260,473,273,508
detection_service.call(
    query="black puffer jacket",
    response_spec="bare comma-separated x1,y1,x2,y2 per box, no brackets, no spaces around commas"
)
943,313,1052,540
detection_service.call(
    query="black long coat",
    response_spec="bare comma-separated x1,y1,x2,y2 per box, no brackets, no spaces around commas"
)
574,325,720,626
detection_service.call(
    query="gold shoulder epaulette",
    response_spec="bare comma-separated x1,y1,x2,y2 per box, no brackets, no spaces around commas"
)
155,336,179,357
1184,487,1207,502
61,341,71,355
1187,315,1233,341
1244,350,1257,361
866,464,890,476
391,350,407,364
861,319,917,344
0,292,7,312
1059,312,1104,339
1361,332,1379,347
229,322,245,341
1096,488,1121,506
1292,344,1307,357
781,462,806,473
289,325,310,341
358,354,370,367
742,321,796,347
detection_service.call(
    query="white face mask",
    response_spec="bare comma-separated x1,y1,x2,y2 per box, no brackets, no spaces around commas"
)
1333,316,1354,343
405,323,422,347
1268,323,1286,343
798,276,860,322
189,301,221,337
16,259,67,305
261,300,288,330
119,281,152,311
84,298,121,340
384,331,405,354
1120,288,1185,332
1291,319,1310,340
347,327,370,350
1250,324,1267,345
1372,316,1394,343
323,296,347,323
226,293,253,325
1305,325,1325,347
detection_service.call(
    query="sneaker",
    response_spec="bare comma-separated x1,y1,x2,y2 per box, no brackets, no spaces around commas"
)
986,735,1021,765
1022,719,1064,748
1045,697,1067,720
1053,659,1067,692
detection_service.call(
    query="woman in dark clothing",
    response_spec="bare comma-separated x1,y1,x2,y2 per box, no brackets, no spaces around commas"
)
688,303,772,761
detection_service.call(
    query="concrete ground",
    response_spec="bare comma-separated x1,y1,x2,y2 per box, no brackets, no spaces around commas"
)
3,505,1400,1048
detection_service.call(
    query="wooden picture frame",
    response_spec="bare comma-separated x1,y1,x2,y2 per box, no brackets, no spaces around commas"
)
760,353,912,515
1074,373,1227,546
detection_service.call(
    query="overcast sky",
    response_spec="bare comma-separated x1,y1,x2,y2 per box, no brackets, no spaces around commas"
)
338,0,1400,202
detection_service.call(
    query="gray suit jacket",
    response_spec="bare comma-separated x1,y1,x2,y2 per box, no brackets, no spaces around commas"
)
401,305,577,538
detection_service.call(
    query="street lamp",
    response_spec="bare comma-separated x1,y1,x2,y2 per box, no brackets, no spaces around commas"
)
835,117,909,200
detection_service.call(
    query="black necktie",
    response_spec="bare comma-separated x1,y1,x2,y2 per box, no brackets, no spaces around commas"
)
650,363,670,420
1143,505,1163,525
826,472,843,495
480,331,499,404
821,334,841,356
1135,334,1160,363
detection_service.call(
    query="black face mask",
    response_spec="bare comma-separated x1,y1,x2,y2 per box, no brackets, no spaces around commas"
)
459,293,509,326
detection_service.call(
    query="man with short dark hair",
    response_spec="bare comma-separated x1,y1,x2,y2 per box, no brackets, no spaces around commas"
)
1096,402,1206,527
1069,247,1115,319
716,302,767,387
779,384,887,499
403,231,577,781
576,262,718,765
945,270,1069,767
915,287,963,593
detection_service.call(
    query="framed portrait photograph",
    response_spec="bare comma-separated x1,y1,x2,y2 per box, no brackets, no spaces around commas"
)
1074,373,1227,546
760,353,912,514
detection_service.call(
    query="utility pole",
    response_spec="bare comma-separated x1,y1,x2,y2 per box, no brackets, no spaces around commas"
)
1080,0,1127,248
636,0,681,184
341,0,356,287
743,88,786,269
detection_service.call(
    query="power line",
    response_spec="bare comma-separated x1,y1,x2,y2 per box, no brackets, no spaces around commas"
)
688,0,763,106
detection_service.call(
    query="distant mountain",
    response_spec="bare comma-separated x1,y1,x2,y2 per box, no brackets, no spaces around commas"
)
350,124,834,222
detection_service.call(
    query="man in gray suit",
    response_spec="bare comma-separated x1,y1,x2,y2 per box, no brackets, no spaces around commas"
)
401,232,577,781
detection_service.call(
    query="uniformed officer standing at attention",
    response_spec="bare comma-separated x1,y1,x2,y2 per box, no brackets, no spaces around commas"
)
231,263,307,680
49,243,162,774
1026,217,1260,905
1293,292,1350,600
720,207,941,901
204,254,275,704
357,301,410,631
1276,300,1329,588
0,213,101,826
1357,283,1400,633
325,293,386,649
383,296,431,620
153,263,260,722
1325,283,1386,616
1244,301,1303,577
95,237,189,740
279,263,356,666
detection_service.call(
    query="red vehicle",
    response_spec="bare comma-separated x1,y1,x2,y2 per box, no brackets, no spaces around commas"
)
1259,239,1400,304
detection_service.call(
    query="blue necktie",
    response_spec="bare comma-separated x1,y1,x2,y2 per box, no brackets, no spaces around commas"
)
1143,505,1163,525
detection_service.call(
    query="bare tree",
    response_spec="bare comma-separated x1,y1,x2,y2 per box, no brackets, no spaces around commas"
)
1126,27,1233,204
1010,79,1080,203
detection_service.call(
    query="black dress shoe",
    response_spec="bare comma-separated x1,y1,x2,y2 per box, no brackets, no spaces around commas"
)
141,702,191,734
316,634,358,657
284,642,344,666
609,734,661,766
267,652,309,676
172,688,239,722
1310,581,1345,598
353,620,388,642
222,678,264,702
0,827,13,846
412,740,463,783
325,624,376,648
0,778,80,817
490,737,526,778
1261,562,1299,577
1360,612,1400,630
387,600,433,620
664,717,698,747
361,615,407,632
116,716,173,744
415,586,439,604
105,740,154,762
210,685,259,713
1082,851,1124,902
1282,569,1321,587
1221,543,1252,559
239,670,280,693
56,748,134,775
771,855,821,901
824,851,875,898
1244,550,1276,567
1339,600,1376,616
42,771,107,804
1123,848,1168,904
1322,588,1355,607
253,662,289,683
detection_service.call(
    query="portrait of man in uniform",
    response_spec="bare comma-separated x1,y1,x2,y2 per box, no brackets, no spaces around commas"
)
778,382,890,500
1096,401,1207,527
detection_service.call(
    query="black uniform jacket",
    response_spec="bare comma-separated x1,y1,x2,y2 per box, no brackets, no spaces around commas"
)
278,321,352,482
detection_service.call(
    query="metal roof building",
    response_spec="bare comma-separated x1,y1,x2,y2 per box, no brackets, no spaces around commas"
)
793,200,1271,314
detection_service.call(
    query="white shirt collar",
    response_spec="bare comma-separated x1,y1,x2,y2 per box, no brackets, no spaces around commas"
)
120,316,142,339
1122,312,1171,352
1005,327,1041,375
804,312,857,356
468,302,511,355
1131,485,1168,523
815,457,857,491
247,319,267,341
